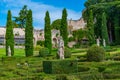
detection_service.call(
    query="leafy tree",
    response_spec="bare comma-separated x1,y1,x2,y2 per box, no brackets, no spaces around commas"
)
5,10,14,56
44,11,52,54
13,5,28,28
25,10,33,57
83,0,120,44
101,12,109,45
87,10,95,45
73,29,85,42
60,8,68,46
51,19,61,30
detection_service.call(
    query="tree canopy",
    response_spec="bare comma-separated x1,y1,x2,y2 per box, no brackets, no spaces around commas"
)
51,19,61,30
83,0,120,45
13,5,28,28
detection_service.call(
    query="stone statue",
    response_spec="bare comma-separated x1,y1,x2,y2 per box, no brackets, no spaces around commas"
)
96,38,100,46
96,37,101,46
58,36,64,59
103,39,106,47
8,46,11,56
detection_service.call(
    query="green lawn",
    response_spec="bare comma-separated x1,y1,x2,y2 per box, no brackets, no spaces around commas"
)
0,48,25,57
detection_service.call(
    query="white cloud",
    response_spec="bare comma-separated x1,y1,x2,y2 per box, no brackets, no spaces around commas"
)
1,0,81,29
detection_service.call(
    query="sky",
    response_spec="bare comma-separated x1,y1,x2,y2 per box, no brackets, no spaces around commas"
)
0,0,86,29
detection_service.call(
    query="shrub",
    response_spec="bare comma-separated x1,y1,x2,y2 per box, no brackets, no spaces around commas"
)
34,45,42,51
78,66,90,72
37,40,44,47
64,48,72,58
43,60,78,74
56,74,67,80
68,37,74,42
98,66,106,72
39,47,49,57
87,45,105,62
104,46,117,52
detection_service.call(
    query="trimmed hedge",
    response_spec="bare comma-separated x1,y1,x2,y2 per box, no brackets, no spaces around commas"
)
43,60,78,74
64,48,72,58
39,47,49,57
87,45,105,62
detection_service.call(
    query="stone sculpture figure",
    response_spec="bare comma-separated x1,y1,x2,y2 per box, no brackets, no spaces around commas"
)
96,37,100,46
58,36,64,59
8,46,11,56
103,39,106,47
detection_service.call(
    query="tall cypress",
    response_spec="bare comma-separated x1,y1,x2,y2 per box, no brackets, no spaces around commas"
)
87,10,95,45
25,10,33,57
60,8,68,46
44,11,52,54
114,15,120,44
5,10,14,56
101,12,109,44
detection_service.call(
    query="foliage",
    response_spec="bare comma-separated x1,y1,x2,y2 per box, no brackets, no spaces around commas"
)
60,8,68,46
0,53,120,79
13,5,28,28
64,47,72,58
68,36,74,42
101,12,109,45
5,10,14,56
72,29,85,42
34,45,42,51
43,60,78,74
114,11,120,44
44,11,52,54
51,19,61,30
83,0,120,45
37,40,44,47
87,45,105,62
25,10,33,57
39,47,49,57
78,66,90,72
56,74,67,80
87,10,95,45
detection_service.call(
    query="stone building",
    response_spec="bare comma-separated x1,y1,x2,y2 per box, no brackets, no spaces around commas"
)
0,27,42,46
0,18,86,47
67,18,86,33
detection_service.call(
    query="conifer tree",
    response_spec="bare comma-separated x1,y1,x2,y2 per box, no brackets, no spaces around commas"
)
44,11,52,54
87,10,95,45
114,15,120,44
25,10,33,57
101,12,109,44
60,8,68,46
6,10,14,56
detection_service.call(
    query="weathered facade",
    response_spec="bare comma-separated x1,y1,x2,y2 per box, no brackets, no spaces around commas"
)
0,27,42,46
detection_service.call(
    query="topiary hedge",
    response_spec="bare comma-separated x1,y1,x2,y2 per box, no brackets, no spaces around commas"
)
87,45,105,62
39,47,49,57
43,60,78,74
64,47,72,58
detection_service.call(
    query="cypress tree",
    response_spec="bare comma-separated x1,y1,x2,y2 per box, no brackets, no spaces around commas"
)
6,10,14,56
60,8,68,46
114,15,120,44
101,12,109,44
25,10,33,57
44,11,52,54
87,10,95,45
